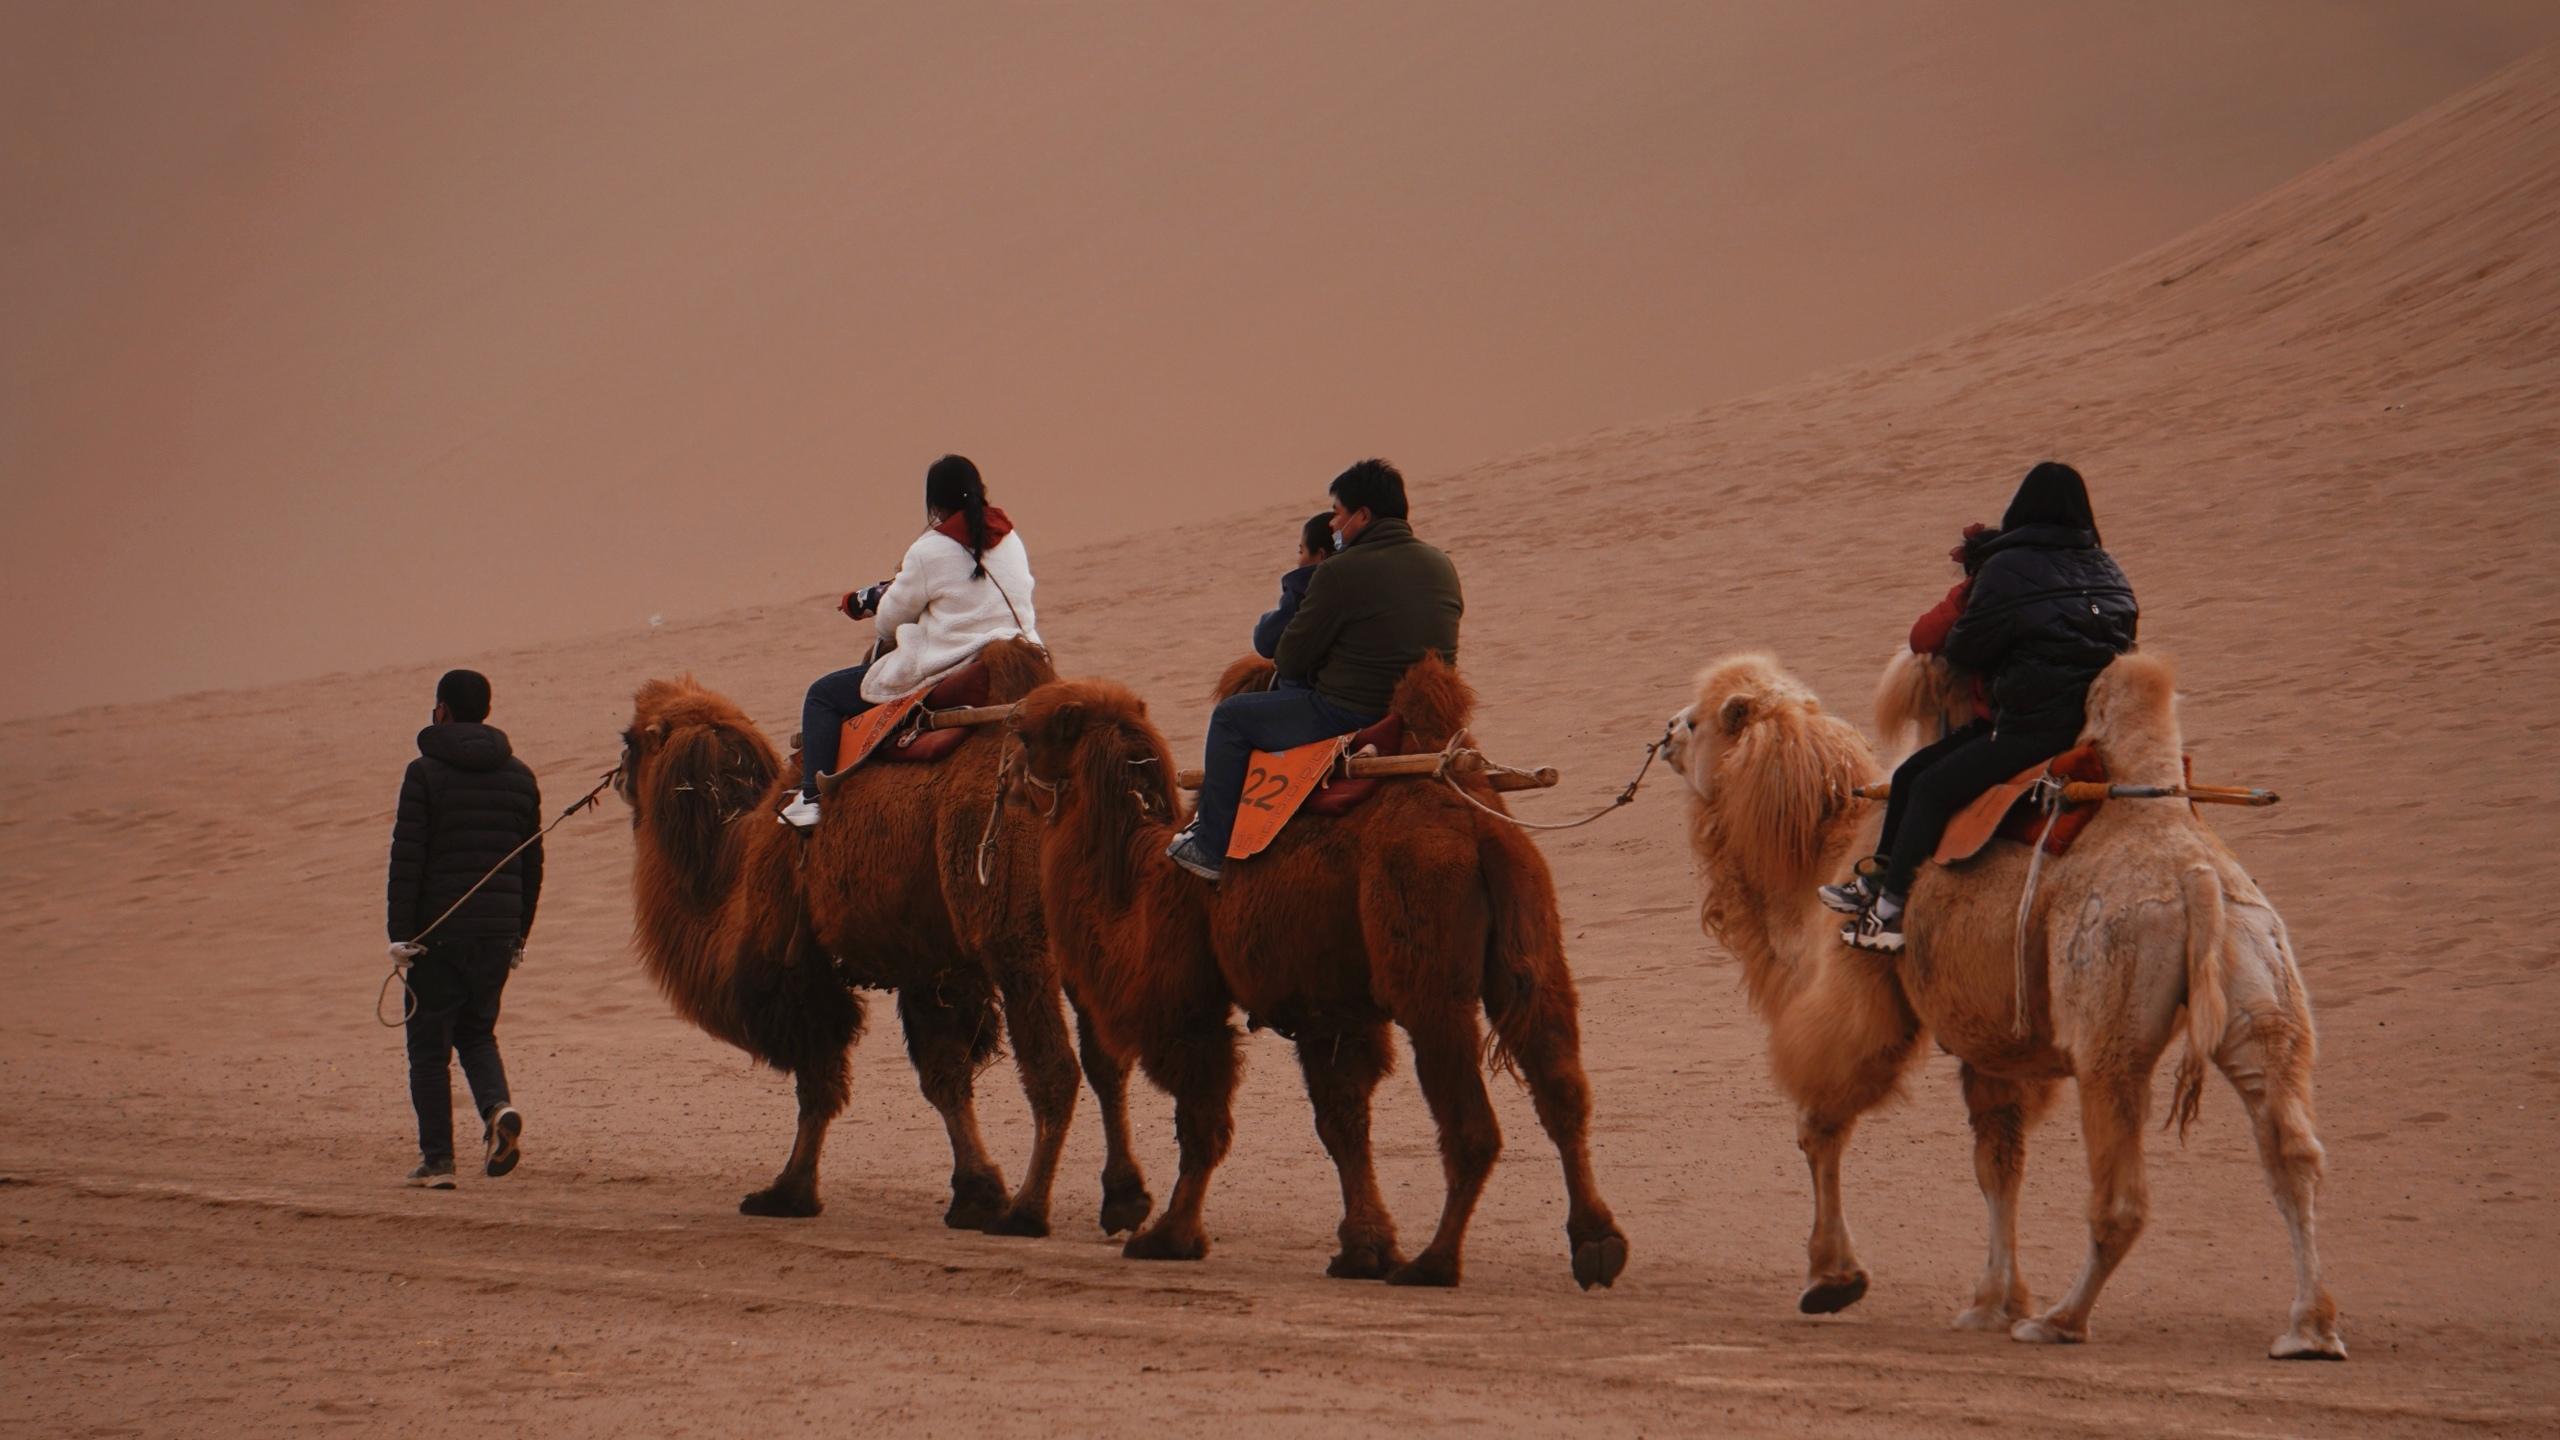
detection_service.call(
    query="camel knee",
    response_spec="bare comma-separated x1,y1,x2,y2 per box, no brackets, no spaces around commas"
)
1439,1116,1501,1180
2087,1191,2146,1255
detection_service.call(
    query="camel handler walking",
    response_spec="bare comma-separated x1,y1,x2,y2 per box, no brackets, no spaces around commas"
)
386,669,540,1189
1166,459,1463,881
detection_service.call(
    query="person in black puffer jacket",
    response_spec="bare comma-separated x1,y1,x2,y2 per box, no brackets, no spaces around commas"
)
386,668,542,1187
1835,462,2138,954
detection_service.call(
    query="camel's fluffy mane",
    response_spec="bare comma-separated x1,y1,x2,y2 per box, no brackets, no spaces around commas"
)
976,635,1063,703
1674,655,1878,1014
1209,652,1475,752
624,675,780,905
1009,678,1182,912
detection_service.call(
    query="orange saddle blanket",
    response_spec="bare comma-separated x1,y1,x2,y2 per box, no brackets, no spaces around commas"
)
1934,744,2110,864
819,664,990,790
1223,713,1408,860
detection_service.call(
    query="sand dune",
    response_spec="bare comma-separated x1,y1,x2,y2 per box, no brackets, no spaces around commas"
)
4,27,2559,1440
7,1,2560,719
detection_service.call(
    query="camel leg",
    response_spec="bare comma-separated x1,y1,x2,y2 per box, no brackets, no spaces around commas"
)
1076,999,1154,1236
1510,1000,1629,1290
2218,1009,2347,1360
982,963,1079,1238
1294,1024,1402,1280
740,1052,848,1218
1386,1007,1501,1288
896,982,1012,1231
2013,1071,2149,1345
1123,1028,1239,1262
1954,1063,2055,1330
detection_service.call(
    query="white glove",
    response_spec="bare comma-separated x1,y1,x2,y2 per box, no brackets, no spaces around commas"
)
388,942,425,971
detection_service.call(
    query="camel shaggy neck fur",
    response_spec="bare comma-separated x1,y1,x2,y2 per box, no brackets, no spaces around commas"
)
1667,649,2343,1359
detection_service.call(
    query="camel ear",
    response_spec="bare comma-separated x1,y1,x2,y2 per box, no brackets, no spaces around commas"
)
1039,700,1088,746
1718,695,1754,738
646,718,668,740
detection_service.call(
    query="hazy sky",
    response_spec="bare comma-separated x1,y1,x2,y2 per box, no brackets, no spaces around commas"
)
5,0,2554,718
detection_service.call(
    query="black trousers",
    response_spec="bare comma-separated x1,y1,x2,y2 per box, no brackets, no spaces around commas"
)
1878,721,2080,897
405,935,515,1165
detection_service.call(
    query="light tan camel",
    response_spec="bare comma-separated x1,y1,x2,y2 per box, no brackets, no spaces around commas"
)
1662,649,2344,1359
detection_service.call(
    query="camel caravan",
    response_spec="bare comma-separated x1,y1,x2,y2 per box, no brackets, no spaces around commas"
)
602,455,2339,1357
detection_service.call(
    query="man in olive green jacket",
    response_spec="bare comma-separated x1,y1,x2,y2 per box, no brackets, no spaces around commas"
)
1168,459,1463,880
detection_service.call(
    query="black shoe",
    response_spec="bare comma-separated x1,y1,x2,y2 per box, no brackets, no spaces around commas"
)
484,1106,523,1178
1164,826,1224,883
407,1160,458,1190
1840,899,1906,954
1817,856,1887,915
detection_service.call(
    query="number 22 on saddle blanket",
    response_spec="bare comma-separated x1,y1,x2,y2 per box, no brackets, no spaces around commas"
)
1226,714,1408,860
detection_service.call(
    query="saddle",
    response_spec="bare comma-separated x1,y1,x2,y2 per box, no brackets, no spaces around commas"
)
1934,744,2111,864
1223,712,1409,860
818,664,990,792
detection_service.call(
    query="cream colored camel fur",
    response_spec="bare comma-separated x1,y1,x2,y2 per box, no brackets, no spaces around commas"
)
1663,649,2344,1360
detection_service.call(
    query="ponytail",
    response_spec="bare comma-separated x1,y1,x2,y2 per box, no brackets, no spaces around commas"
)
924,454,992,578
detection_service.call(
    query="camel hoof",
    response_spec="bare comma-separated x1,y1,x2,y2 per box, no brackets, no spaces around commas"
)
738,1186,821,1219
1798,1271,1868,1314
1385,1252,1461,1288
1325,1239,1401,1280
1572,1233,1629,1291
1099,1179,1155,1237
944,1175,1009,1232
2010,1315,2084,1346
2270,1330,2348,1361
1121,1223,1208,1262
1953,1304,2022,1333
983,1208,1050,1239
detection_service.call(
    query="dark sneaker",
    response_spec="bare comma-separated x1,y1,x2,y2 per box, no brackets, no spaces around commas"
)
408,1161,458,1190
1817,873,1880,916
484,1106,524,1178
1164,827,1224,883
1840,901,1905,954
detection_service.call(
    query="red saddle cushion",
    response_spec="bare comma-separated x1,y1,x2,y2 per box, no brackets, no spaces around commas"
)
1303,714,1408,817
1991,744,2109,855
877,663,992,766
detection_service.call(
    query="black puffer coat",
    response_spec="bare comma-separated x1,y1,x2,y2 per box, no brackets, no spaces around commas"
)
1942,468,2138,732
387,723,544,943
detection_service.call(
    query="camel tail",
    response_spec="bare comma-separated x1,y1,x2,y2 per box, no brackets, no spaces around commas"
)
1475,816,1576,1079
2168,863,2229,1141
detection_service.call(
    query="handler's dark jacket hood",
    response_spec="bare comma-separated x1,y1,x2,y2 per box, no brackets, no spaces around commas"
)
1943,464,2138,731
387,721,544,944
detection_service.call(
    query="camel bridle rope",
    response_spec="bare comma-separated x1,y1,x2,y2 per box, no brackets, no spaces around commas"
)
375,763,623,1028
1433,721,1670,833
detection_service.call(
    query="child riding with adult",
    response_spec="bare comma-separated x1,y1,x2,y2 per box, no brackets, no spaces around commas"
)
1826,461,2138,952
780,454,1040,828
1166,459,1463,881
1253,511,1341,661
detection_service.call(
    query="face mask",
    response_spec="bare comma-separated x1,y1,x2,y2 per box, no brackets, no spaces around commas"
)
1331,527,1348,552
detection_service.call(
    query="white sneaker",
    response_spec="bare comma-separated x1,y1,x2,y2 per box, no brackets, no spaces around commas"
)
777,793,820,829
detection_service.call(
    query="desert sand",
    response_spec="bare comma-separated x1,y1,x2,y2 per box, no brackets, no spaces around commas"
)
5,17,2560,1440
7,0,2560,719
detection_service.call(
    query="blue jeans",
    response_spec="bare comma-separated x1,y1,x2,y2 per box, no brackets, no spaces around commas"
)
801,661,876,798
1190,686,1379,858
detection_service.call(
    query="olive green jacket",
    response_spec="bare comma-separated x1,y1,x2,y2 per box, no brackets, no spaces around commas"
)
1273,518,1463,716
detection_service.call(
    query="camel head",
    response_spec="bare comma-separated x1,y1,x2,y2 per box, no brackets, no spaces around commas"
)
1004,678,1179,826
618,676,781,882
2080,650,2183,786
1664,653,1878,887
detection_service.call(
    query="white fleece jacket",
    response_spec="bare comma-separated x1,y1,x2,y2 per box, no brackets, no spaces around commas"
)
860,528,1041,703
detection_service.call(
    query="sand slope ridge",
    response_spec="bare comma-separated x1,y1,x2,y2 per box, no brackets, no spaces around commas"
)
4,45,2558,1440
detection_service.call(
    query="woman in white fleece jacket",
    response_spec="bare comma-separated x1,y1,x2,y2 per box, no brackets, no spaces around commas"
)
781,455,1040,826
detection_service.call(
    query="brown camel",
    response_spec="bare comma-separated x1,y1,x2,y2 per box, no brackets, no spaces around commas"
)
1662,649,2343,1359
616,637,1152,1236
1000,655,1628,1289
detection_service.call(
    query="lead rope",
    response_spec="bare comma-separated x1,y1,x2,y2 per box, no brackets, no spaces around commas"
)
376,763,622,1027
1435,721,1669,834
2010,772,2068,1036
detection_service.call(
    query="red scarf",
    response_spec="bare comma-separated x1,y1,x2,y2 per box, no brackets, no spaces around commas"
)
932,504,1014,553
